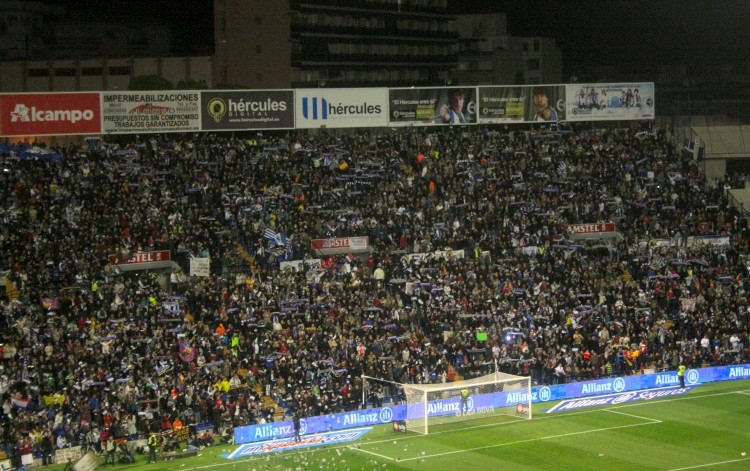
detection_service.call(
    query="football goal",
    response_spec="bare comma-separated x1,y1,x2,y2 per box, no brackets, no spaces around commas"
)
363,372,532,435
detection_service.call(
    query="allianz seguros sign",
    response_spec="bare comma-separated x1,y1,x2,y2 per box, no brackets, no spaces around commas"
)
201,90,294,130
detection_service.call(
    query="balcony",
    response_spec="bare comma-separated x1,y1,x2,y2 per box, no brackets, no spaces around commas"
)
290,0,450,16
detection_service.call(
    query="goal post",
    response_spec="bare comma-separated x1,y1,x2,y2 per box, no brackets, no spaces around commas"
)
363,372,532,435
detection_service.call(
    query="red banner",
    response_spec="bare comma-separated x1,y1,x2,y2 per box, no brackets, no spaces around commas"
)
311,236,369,254
108,250,171,265
566,223,616,234
0,93,101,136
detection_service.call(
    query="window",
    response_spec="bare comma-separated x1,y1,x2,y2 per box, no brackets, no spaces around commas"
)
526,59,540,70
82,67,103,76
533,39,540,51
256,73,263,81
255,44,262,54
255,16,262,25
522,42,528,52
55,68,75,77
28,68,49,77
108,66,130,75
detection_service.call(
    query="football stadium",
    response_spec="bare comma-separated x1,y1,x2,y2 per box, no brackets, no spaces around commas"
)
2,2,750,471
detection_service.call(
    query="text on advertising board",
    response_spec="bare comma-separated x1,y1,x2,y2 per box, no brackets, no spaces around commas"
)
0,93,101,136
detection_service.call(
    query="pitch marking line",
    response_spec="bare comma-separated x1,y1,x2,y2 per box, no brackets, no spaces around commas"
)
604,409,662,423
609,389,750,411
348,445,396,462
667,457,750,470
397,420,659,462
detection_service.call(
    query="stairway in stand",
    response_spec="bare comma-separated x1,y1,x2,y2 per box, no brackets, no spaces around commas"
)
250,384,286,422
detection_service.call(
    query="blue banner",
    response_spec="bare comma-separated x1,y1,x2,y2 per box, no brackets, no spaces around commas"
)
233,363,750,444
545,386,697,413
227,428,372,458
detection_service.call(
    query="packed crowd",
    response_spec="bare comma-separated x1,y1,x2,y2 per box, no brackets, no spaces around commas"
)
1,124,749,462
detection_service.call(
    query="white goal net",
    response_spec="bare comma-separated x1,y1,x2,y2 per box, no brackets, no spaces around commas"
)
400,372,532,434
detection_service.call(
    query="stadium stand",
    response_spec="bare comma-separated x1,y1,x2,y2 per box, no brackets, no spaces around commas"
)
0,125,749,464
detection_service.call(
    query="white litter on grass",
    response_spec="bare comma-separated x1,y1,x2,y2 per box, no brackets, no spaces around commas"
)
393,441,396,444
742,452,747,456
422,451,425,455
599,454,604,457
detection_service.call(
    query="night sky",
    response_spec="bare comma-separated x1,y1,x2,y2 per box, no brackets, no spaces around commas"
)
452,0,750,79
60,0,750,79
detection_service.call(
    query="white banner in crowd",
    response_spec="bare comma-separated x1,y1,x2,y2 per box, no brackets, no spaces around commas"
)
190,256,211,277
279,258,322,272
101,91,201,133
403,249,465,264
295,88,388,129
55,446,83,464
565,83,655,121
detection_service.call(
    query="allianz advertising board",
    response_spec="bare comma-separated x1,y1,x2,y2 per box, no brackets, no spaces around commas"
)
233,363,750,444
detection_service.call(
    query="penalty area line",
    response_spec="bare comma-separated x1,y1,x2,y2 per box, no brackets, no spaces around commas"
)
604,408,662,423
399,420,658,462
667,456,750,471
348,445,396,462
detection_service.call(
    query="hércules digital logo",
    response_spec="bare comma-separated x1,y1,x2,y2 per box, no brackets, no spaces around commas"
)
0,93,101,136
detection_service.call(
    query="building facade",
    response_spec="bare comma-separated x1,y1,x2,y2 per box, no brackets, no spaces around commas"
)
454,14,562,86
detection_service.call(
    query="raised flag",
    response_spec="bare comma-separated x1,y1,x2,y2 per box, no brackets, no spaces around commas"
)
179,342,196,362
11,397,31,410
40,297,60,310
263,227,277,242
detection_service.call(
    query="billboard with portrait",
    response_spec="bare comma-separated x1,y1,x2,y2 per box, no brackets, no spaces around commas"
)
389,87,477,126
478,85,566,123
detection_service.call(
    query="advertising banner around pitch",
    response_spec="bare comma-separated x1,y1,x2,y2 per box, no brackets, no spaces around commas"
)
477,85,566,123
389,87,477,126
233,363,750,444
295,88,387,128
565,83,655,121
101,91,201,133
201,90,294,130
0,93,101,136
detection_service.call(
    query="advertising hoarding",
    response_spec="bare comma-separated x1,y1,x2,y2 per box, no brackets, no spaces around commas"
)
389,87,477,126
0,93,101,136
101,91,201,133
565,83,655,121
295,88,387,129
477,85,566,123
201,90,294,130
